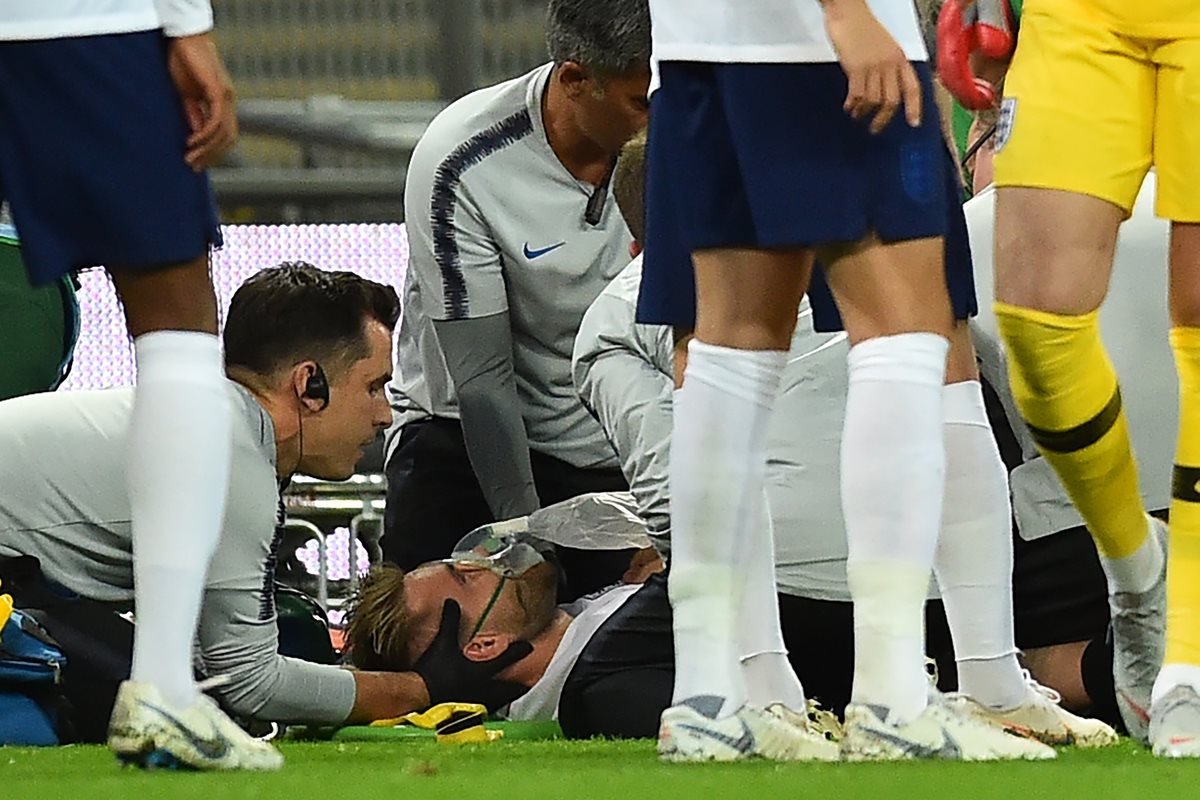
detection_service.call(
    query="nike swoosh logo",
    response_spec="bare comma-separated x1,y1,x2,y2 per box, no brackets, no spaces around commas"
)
867,723,962,759
1169,736,1196,746
138,701,231,761
1118,690,1152,724
523,241,566,260
675,718,756,754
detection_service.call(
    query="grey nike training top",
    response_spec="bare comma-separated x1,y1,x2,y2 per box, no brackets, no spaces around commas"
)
387,62,633,520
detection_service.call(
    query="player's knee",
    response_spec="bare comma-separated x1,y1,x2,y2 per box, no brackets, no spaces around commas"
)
993,301,1121,437
994,189,1120,313
992,301,1098,377
1168,223,1200,326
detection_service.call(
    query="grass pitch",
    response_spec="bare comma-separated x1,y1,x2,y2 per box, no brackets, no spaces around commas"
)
3,738,1196,800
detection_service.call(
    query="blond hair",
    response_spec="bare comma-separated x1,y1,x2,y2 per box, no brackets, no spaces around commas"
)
612,127,648,243
343,563,414,671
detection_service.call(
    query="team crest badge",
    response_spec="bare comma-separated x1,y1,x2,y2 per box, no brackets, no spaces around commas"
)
994,97,1017,153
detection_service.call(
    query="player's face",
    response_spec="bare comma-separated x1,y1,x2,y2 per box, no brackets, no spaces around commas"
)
300,320,393,480
402,559,559,662
578,68,650,156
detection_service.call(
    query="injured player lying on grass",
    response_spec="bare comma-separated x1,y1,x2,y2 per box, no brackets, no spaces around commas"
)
344,485,1108,748
345,185,1177,753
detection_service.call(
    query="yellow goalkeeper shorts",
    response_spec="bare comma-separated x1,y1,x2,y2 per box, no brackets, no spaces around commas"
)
993,0,1200,221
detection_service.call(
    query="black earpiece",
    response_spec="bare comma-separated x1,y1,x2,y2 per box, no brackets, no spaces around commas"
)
302,363,329,411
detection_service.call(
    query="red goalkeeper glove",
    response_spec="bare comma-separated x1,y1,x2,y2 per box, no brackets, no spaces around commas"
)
936,0,1016,110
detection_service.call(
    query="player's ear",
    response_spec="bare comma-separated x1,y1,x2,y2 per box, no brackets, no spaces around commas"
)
290,360,327,413
462,634,515,663
557,61,589,99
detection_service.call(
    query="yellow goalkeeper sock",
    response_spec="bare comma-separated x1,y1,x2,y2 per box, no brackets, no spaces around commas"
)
994,302,1148,559
1167,327,1200,665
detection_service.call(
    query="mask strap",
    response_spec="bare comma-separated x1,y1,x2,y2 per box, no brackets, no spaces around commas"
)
467,576,508,640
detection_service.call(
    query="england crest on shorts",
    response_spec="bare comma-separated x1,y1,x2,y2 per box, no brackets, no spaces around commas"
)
995,97,1017,153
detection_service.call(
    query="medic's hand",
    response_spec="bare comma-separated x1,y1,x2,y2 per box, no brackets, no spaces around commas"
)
413,599,534,712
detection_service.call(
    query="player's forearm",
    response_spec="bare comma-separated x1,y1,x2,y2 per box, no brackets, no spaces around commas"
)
456,380,541,519
154,0,214,37
576,354,673,536
435,315,540,519
573,288,675,538
817,0,876,23
346,670,431,724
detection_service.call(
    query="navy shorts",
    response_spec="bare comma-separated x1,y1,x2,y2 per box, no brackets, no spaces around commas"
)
0,31,220,286
637,60,960,329
808,144,977,332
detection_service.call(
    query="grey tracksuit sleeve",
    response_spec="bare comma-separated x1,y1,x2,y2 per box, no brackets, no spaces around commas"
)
197,421,358,726
572,257,674,552
434,313,541,520
197,589,357,725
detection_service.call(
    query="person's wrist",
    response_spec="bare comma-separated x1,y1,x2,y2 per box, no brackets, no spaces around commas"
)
411,673,432,708
167,31,214,45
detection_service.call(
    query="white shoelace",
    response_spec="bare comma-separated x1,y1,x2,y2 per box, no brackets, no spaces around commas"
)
1021,669,1063,706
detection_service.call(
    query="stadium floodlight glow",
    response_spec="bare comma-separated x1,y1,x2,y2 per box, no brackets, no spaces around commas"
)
63,223,409,391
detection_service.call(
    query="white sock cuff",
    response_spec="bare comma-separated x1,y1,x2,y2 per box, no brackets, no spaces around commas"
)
740,648,789,662
684,339,787,406
134,331,224,386
846,333,948,387
943,380,989,426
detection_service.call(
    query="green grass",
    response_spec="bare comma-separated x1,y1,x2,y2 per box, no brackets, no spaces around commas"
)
2,739,1198,800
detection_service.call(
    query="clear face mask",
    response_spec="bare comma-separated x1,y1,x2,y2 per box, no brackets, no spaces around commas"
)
449,525,547,580
446,525,548,640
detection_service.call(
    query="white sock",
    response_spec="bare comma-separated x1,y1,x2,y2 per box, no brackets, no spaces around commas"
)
843,332,948,723
1153,664,1200,704
935,380,1026,710
668,340,786,716
1101,516,1163,596
738,489,806,711
128,331,232,709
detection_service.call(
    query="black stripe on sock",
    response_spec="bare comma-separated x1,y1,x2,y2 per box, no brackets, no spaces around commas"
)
1172,465,1200,503
1025,388,1123,454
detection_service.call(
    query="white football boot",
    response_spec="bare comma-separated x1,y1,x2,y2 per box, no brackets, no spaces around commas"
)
108,681,284,771
841,695,1056,762
1111,518,1168,744
946,672,1117,748
658,696,839,762
1150,684,1200,758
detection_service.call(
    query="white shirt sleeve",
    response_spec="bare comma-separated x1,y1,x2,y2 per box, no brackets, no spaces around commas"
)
572,258,674,547
153,0,213,37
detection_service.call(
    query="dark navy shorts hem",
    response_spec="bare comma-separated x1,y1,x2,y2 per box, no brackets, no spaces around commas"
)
808,145,978,333
637,60,967,330
0,31,221,286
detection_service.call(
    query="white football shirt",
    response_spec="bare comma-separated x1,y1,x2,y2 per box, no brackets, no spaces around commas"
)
0,0,212,40
648,0,927,65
